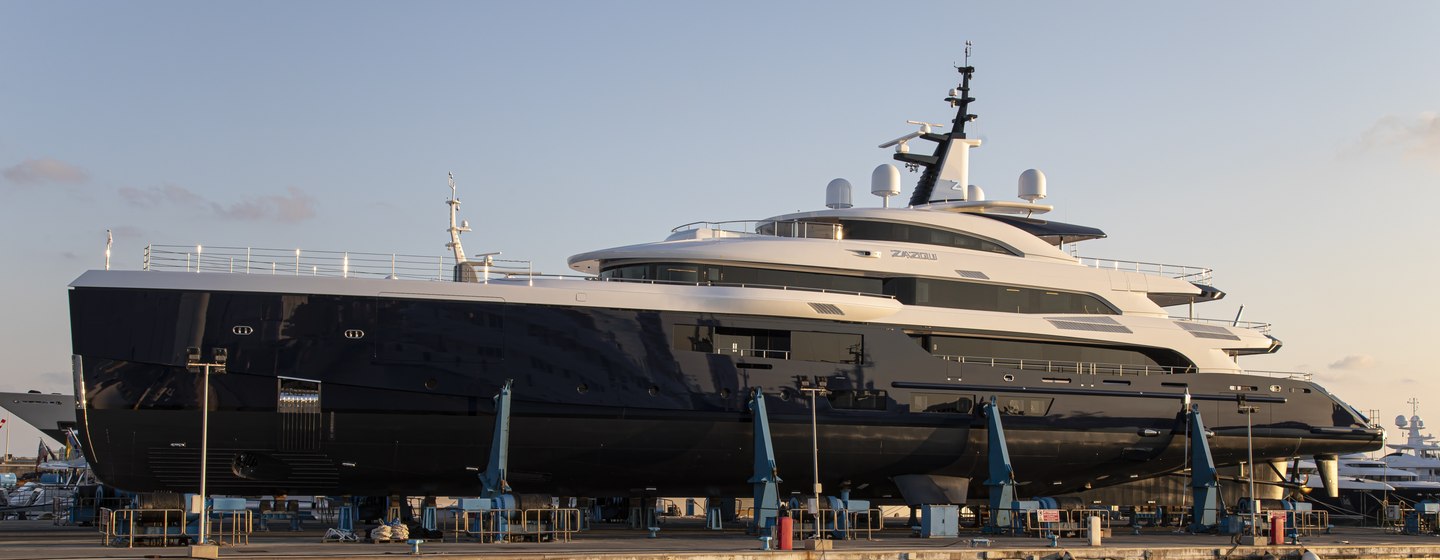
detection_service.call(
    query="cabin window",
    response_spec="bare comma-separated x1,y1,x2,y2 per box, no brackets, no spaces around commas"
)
910,392,975,414
914,334,1193,374
839,219,1017,255
673,325,862,364
999,397,1053,416
601,263,883,295
884,278,1117,315
827,389,888,411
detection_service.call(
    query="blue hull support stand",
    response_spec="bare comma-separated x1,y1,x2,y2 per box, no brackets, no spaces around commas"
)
480,379,514,499
982,396,1018,534
748,388,782,534
1187,399,1221,532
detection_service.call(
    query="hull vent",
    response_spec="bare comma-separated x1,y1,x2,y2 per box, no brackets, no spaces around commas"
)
1175,321,1242,341
1045,316,1132,334
279,379,322,451
148,447,339,491
808,303,844,316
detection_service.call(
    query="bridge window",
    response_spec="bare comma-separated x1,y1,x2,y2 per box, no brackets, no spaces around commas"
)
840,219,1017,255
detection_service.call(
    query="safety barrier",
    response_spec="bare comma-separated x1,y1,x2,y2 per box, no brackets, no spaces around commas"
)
208,508,253,545
1284,509,1330,536
1019,508,1112,538
100,508,192,547
448,508,583,543
785,507,885,541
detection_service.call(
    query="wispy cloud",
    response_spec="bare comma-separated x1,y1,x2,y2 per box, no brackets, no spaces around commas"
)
118,184,318,224
214,187,317,224
118,184,207,208
109,225,147,240
1329,354,1377,370
1355,112,1440,172
2,157,89,186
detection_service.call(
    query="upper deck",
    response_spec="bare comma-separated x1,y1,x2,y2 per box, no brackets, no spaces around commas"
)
665,216,1214,285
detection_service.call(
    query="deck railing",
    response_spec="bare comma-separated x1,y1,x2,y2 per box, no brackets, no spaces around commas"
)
142,244,536,283
670,219,842,240
1075,256,1213,284
935,354,1312,380
1171,316,1273,333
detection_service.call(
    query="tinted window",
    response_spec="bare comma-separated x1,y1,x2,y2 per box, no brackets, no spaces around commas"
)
884,278,1115,315
841,220,1015,255
602,263,883,295
911,392,975,414
674,325,863,364
918,334,1193,372
828,389,888,411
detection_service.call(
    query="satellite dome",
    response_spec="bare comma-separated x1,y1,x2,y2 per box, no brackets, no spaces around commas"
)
1399,415,1410,428
871,164,901,198
1019,169,1047,202
825,178,853,209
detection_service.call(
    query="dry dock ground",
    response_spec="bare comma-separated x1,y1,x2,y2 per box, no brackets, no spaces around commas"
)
4,519,1440,560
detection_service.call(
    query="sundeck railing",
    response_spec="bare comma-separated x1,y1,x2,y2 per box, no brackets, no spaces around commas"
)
1075,256,1213,284
142,244,538,283
670,220,842,240
935,354,1312,381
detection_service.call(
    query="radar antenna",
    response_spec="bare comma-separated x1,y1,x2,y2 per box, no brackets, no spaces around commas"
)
878,121,947,155
446,172,471,265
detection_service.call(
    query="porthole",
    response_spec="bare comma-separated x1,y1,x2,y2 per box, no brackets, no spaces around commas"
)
648,385,660,396
232,325,254,336
1003,374,1016,382
423,378,438,390
577,383,589,394
344,329,365,339
719,388,731,399
1269,385,1282,393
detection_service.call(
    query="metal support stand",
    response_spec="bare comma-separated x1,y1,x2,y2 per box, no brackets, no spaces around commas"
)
982,397,1018,534
480,380,514,499
705,505,724,530
1187,404,1222,533
748,388,782,533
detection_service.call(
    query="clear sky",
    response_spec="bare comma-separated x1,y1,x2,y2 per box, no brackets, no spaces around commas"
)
1,2,1437,451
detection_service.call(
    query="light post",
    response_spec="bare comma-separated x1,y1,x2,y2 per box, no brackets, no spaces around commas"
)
1238,400,1260,543
799,382,828,542
186,346,227,546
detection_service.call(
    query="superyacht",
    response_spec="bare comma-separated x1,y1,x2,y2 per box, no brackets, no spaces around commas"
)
67,65,1382,502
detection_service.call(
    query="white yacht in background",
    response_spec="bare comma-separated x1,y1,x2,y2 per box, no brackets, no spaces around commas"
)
1383,401,1440,483
0,391,75,442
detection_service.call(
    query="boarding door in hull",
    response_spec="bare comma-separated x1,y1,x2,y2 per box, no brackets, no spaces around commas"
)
278,377,322,451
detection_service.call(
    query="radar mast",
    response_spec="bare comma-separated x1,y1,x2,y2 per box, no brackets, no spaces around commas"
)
902,43,979,206
446,172,471,265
